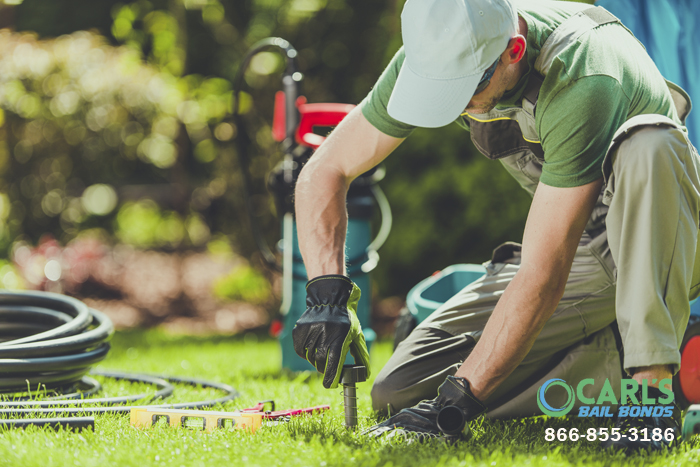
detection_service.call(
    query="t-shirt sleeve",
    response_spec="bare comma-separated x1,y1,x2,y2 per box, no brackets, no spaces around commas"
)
359,47,417,138
538,74,630,188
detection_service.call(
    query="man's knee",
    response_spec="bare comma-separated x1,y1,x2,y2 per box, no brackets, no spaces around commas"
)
370,361,422,414
370,372,396,414
615,124,690,183
370,327,474,414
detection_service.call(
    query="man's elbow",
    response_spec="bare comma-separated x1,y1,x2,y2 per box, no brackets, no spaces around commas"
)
520,261,571,306
296,154,350,198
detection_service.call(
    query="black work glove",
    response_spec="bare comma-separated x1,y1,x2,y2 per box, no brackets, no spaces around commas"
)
365,375,487,442
292,275,371,389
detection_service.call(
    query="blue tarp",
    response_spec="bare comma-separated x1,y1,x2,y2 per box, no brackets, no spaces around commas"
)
596,0,699,145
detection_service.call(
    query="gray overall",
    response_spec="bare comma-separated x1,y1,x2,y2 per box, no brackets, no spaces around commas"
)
371,7,700,418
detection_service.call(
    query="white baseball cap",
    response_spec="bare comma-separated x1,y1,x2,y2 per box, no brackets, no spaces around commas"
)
387,0,518,128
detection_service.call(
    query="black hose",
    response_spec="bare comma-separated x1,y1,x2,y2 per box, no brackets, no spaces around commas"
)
1,372,174,408
0,291,240,427
0,291,113,392
0,372,239,417
436,405,467,436
0,417,95,431
41,376,102,401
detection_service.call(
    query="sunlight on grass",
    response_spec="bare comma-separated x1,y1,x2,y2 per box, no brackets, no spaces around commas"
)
0,330,699,467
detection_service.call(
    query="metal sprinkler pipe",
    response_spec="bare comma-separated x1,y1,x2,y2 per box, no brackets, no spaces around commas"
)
340,365,367,429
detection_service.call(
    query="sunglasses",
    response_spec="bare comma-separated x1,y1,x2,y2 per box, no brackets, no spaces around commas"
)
473,58,499,96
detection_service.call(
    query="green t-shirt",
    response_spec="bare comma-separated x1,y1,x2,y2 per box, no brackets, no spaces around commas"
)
360,1,682,188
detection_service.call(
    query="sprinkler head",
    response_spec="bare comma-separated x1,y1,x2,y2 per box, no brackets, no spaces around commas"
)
341,365,367,385
341,365,367,429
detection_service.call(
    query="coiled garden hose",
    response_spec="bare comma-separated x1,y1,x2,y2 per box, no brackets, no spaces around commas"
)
0,291,239,428
0,291,113,392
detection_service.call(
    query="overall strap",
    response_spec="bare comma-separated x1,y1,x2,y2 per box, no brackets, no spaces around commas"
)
521,73,543,117
467,6,622,160
535,7,619,76
524,7,620,114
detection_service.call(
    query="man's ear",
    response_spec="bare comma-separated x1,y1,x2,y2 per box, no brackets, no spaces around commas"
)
503,35,527,64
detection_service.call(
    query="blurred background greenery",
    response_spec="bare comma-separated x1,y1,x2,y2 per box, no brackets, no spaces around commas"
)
0,0,594,328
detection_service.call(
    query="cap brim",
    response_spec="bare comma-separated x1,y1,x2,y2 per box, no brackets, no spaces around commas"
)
387,62,482,128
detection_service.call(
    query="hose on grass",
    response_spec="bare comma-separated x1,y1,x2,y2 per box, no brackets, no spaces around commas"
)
0,291,113,392
0,290,239,426
0,372,239,417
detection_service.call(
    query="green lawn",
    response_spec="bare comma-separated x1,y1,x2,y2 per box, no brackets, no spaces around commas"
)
1,330,698,467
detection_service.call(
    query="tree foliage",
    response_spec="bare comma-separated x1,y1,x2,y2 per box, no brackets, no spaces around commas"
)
1,0,592,297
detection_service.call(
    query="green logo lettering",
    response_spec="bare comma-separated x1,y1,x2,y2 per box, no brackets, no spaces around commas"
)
596,378,617,405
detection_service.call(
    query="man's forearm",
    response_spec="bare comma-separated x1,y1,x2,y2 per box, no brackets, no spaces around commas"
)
294,160,350,278
293,108,405,280
454,263,568,401
455,180,603,402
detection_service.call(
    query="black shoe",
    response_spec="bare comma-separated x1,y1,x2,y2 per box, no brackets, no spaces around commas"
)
602,386,681,452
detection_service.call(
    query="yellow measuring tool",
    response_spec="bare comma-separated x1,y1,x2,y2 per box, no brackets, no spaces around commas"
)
130,407,263,433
